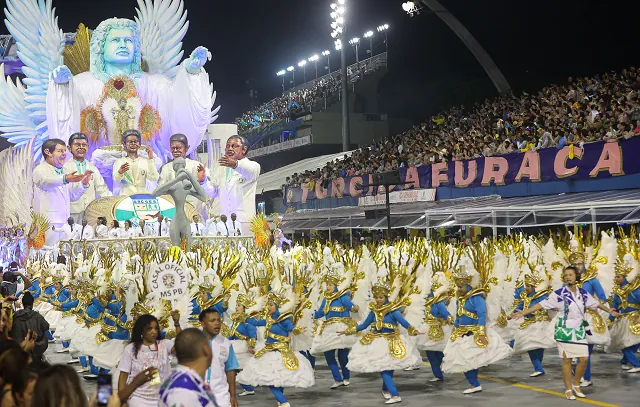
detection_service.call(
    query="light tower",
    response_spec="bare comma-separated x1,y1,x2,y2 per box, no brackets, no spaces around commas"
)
330,0,350,152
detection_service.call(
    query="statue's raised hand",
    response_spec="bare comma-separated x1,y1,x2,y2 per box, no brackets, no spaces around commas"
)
185,46,211,74
50,65,72,84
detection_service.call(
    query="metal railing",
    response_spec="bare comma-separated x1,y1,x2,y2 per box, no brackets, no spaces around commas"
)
58,236,254,261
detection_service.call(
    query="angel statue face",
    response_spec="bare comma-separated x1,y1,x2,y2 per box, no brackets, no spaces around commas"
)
104,28,135,65
90,18,144,82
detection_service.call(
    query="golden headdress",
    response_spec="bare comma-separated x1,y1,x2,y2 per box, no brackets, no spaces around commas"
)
236,290,257,309
322,262,346,286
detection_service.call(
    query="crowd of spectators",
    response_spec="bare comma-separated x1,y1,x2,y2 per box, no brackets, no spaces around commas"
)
285,67,640,190
236,76,342,132
235,58,384,132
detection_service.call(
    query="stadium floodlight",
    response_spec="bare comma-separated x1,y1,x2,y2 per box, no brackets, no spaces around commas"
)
337,6,345,14
277,70,288,94
330,11,338,19
377,24,390,54
335,40,342,50
363,31,374,56
402,2,421,16
321,50,331,73
338,0,345,4
308,55,320,78
330,3,337,10
286,66,294,72
349,37,360,62
298,60,308,82
276,70,286,76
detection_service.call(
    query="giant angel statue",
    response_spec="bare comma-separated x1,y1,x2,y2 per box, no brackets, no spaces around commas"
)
0,0,219,161
0,0,219,233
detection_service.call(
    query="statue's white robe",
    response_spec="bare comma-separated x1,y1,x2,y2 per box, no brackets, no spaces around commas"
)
45,61,212,156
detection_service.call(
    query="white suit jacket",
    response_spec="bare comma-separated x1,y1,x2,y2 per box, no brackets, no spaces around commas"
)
80,224,95,239
113,156,159,196
33,162,86,228
62,223,82,240
190,222,206,236
159,158,215,209
210,157,261,227
63,159,112,214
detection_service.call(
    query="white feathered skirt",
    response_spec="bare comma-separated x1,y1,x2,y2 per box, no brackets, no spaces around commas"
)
310,320,358,355
442,327,513,373
93,340,128,369
237,346,315,388
347,332,422,373
585,310,611,346
43,309,63,331
512,319,556,354
606,317,640,353
68,325,102,358
55,316,84,342
414,322,452,352
230,339,252,369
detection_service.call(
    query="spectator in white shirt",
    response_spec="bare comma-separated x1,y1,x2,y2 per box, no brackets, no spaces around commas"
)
62,217,82,241
95,217,108,238
122,220,134,238
138,220,153,237
207,214,220,236
79,219,95,240
190,215,206,237
108,220,123,238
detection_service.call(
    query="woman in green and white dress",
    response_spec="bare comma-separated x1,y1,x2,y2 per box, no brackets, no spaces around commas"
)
513,266,618,400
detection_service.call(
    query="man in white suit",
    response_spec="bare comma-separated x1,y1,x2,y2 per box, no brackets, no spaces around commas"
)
159,134,215,216
62,217,82,241
113,129,159,196
190,215,206,237
63,133,112,223
79,219,95,240
151,214,170,237
210,136,261,233
33,139,92,244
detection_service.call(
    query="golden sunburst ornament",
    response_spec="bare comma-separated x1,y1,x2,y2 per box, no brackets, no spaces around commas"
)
27,212,50,250
250,214,271,249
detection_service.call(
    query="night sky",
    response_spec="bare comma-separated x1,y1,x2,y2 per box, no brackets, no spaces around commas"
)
1,0,638,125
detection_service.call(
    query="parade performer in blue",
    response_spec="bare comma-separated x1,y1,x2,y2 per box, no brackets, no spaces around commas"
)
311,263,359,389
509,269,555,377
237,282,314,407
608,251,640,374
227,289,260,397
443,264,512,395
413,271,454,382
340,267,422,405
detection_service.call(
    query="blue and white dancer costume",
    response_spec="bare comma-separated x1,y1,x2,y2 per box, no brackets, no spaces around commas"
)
413,271,453,382
237,284,314,407
607,252,640,373
310,264,358,388
344,269,422,405
226,290,259,397
511,271,555,377
443,265,513,394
